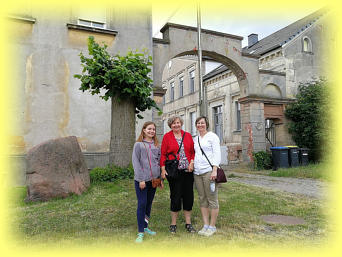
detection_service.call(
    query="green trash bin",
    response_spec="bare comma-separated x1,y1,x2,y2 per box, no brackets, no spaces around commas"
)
270,147,289,170
286,146,299,167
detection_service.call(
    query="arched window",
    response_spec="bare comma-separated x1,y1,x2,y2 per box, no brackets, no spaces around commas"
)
303,37,312,52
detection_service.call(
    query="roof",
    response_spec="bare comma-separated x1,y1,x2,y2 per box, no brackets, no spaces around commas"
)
203,8,328,82
203,64,228,81
242,8,328,55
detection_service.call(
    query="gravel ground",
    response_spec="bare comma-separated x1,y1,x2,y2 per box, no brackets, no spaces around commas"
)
227,171,329,199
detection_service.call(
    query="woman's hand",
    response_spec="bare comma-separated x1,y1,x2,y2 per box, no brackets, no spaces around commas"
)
159,180,164,189
139,181,146,190
210,166,218,181
161,166,167,179
188,160,194,172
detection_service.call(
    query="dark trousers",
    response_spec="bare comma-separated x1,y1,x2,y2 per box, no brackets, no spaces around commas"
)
134,180,156,233
167,170,194,212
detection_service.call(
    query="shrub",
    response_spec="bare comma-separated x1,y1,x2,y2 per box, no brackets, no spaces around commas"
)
253,151,272,170
90,164,134,183
285,78,330,161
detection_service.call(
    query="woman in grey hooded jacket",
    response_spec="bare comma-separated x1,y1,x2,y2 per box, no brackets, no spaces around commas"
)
132,121,162,243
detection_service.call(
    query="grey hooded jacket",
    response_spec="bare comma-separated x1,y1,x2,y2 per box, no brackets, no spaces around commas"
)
132,140,161,182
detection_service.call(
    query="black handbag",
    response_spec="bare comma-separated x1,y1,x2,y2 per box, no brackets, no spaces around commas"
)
198,137,227,183
165,132,185,180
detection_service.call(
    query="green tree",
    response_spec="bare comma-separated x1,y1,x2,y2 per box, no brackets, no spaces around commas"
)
74,36,161,167
285,78,330,161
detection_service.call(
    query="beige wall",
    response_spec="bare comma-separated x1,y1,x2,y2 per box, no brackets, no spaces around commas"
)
8,5,153,154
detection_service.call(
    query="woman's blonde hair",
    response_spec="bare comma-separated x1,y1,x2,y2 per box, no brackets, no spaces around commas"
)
136,121,159,146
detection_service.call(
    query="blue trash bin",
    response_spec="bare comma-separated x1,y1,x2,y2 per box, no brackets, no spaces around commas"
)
270,146,289,170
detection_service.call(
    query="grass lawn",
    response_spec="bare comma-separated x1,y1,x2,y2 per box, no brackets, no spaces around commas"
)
230,162,332,181
8,179,330,250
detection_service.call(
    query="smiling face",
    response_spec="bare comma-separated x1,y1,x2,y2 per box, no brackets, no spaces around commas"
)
143,124,156,140
196,118,207,133
171,118,182,133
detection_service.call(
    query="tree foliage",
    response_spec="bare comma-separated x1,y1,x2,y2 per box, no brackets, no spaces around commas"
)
285,78,330,161
74,36,161,119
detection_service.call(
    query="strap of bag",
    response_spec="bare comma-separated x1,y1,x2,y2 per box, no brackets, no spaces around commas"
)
177,131,186,154
198,136,213,168
143,142,154,179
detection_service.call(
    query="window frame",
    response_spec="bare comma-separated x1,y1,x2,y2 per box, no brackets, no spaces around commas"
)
190,111,197,136
213,105,223,142
179,76,184,98
302,36,312,53
170,81,175,102
78,18,106,29
189,70,195,93
235,101,241,131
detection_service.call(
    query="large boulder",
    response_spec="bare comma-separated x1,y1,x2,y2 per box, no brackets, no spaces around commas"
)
25,136,90,202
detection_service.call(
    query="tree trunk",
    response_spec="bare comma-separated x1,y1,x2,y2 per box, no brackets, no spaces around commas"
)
109,97,136,167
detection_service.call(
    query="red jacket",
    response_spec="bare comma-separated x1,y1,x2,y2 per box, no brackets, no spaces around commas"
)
160,130,195,167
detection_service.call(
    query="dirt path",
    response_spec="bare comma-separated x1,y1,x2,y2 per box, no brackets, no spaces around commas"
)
227,171,329,199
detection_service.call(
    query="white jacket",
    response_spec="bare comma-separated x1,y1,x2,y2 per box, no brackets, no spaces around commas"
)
194,131,221,175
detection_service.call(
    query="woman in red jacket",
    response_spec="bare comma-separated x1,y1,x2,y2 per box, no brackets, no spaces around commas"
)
160,115,196,234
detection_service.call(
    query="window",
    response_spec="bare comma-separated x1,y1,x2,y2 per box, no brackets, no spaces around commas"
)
213,105,223,142
189,70,195,93
170,82,174,101
180,114,185,130
77,7,106,29
163,120,168,134
190,112,197,136
303,37,312,52
78,19,105,29
265,119,276,147
235,101,241,131
179,77,184,98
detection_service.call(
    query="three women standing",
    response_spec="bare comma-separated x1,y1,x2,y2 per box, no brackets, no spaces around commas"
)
132,116,221,241
160,116,196,234
132,121,162,243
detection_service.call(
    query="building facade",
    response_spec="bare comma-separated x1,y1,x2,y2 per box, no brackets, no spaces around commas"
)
7,4,153,184
160,8,332,164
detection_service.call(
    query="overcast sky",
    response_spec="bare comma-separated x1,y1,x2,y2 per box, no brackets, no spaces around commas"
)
152,4,324,47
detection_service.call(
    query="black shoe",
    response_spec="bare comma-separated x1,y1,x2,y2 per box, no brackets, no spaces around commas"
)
169,225,177,234
185,224,196,233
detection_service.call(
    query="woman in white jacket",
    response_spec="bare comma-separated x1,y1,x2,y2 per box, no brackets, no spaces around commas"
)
193,116,221,237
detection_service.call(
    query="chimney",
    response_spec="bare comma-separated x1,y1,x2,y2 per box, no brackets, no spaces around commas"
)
248,33,258,47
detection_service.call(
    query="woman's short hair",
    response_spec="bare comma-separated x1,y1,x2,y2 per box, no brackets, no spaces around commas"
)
195,116,210,129
167,115,184,128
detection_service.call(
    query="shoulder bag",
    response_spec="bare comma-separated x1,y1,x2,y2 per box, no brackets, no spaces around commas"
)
143,143,161,188
197,136,227,183
164,132,186,180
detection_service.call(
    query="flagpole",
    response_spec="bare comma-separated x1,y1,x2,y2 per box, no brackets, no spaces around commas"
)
197,2,206,117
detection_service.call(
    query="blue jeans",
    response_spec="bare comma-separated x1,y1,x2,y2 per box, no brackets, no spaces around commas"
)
134,180,156,233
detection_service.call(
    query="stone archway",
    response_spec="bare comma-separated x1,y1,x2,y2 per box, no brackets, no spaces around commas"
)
152,23,267,162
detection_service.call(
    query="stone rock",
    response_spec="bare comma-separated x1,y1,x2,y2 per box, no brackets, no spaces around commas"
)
261,215,306,225
25,136,90,202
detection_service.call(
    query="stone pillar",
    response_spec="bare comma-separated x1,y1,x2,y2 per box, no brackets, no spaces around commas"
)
152,87,166,142
239,97,266,162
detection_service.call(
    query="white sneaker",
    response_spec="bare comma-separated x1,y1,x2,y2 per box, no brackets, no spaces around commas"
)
204,227,216,237
198,226,208,236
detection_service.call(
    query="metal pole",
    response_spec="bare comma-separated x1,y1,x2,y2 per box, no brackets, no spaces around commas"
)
197,2,206,117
